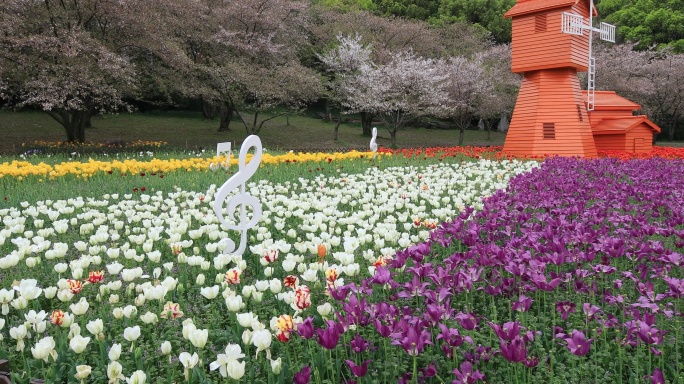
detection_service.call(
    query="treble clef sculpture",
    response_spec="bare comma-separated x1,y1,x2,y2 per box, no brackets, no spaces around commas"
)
212,135,263,255
370,127,378,158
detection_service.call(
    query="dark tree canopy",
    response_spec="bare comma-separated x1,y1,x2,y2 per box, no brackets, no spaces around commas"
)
599,0,684,52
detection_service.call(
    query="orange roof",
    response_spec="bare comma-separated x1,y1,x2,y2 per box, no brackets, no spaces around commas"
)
505,0,598,18
583,91,641,111
592,116,661,135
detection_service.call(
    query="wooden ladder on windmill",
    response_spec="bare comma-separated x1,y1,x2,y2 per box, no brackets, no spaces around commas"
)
561,0,616,111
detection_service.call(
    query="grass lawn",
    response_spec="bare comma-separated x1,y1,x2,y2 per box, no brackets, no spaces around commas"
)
0,110,506,155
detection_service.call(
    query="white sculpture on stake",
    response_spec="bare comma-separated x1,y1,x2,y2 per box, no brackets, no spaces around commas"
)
561,0,615,111
212,135,263,255
216,142,232,168
370,127,378,158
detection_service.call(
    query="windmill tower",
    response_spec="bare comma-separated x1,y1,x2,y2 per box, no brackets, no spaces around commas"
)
502,0,615,157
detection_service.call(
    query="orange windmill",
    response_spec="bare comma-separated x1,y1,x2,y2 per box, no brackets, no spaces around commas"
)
502,0,616,157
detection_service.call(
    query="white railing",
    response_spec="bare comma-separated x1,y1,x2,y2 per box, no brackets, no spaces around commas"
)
561,12,584,36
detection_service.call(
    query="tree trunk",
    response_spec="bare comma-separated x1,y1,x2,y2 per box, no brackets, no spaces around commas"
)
334,115,342,141
325,102,333,122
668,120,676,141
217,103,234,132
458,125,465,146
390,128,398,148
202,99,219,120
73,110,88,142
251,111,259,135
84,107,94,128
485,118,496,141
46,110,89,142
361,112,373,136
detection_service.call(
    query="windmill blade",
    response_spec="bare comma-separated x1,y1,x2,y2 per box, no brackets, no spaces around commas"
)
599,22,616,43
561,12,585,36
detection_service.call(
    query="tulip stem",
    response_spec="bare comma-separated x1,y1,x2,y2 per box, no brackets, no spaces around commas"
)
412,355,418,384
329,349,336,384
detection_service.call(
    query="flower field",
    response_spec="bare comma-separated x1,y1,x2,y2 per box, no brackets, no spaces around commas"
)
1,146,684,383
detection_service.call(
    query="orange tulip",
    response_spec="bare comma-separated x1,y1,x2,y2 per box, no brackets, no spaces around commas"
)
317,244,327,263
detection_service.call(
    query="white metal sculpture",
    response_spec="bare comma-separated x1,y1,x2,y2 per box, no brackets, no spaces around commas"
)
212,135,263,255
561,0,615,111
216,142,232,168
370,127,378,158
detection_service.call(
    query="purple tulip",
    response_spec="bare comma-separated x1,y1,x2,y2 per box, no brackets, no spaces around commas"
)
646,368,665,384
329,285,351,301
345,360,371,377
524,356,539,368
373,319,392,337
563,330,594,356
316,325,341,350
582,303,602,320
452,361,485,384
293,366,311,384
297,317,315,339
512,295,533,312
488,321,521,341
455,312,478,330
635,321,664,345
390,321,433,356
349,333,370,353
499,336,527,363
371,265,391,285
397,275,431,298
555,301,576,320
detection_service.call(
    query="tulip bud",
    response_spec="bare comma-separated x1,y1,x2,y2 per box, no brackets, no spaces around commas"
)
196,274,206,286
112,307,124,319
270,357,282,374
109,343,122,361
161,341,172,355
242,330,253,345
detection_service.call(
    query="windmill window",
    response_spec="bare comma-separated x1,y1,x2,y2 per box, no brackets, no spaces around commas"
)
535,14,548,33
576,104,584,122
543,123,556,139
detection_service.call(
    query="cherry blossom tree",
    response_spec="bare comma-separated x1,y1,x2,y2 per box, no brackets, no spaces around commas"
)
318,34,374,140
309,7,487,136
0,0,198,142
475,44,520,140
596,43,684,141
0,1,136,142
192,0,322,134
341,50,447,147
437,54,490,146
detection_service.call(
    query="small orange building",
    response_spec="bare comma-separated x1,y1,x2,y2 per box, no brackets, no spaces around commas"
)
503,0,598,157
585,91,661,153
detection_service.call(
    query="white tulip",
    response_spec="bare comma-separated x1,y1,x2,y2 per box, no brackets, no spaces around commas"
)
109,343,122,361
74,365,92,380
69,335,90,354
123,326,141,342
200,285,219,299
126,370,146,384
69,297,89,315
107,361,125,382
226,295,243,312
161,341,172,355
86,319,104,337
189,328,208,349
140,311,158,324
237,312,255,328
